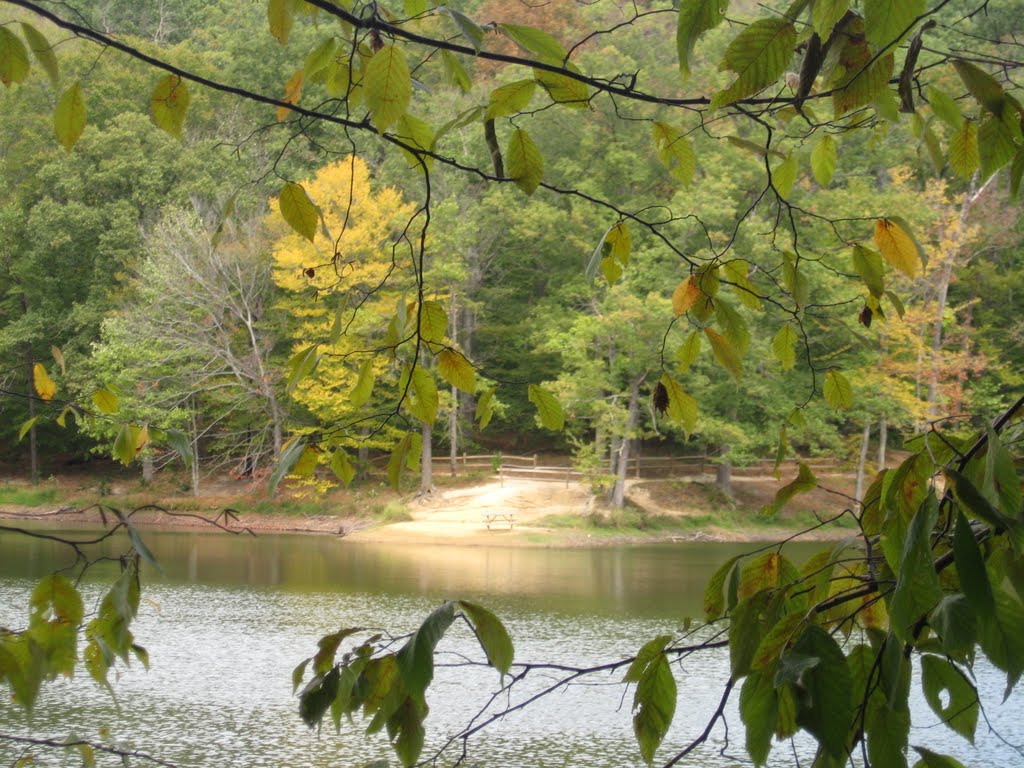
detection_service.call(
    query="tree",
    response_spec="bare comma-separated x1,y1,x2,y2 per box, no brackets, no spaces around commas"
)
2,1,1024,767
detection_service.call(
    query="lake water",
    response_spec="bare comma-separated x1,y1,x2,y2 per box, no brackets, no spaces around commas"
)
0,527,1021,767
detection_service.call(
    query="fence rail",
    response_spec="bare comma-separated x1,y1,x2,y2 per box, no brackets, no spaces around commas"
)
427,452,843,484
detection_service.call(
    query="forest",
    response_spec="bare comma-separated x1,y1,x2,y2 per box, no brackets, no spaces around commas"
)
2,1,1024,767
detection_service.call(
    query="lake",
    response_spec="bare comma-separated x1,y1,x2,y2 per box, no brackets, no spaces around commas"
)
1,527,1021,767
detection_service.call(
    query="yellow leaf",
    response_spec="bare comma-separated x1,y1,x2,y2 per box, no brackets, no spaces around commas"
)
92,388,119,414
672,276,700,316
438,349,476,394
267,0,294,45
277,69,304,122
364,45,411,130
704,327,743,380
507,128,544,195
279,182,319,242
33,363,56,401
151,75,191,137
874,218,919,278
51,346,65,375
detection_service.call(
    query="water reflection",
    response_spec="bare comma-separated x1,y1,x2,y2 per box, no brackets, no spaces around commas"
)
1,528,1021,767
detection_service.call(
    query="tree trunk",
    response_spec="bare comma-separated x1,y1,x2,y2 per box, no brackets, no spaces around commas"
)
357,432,369,481
449,287,459,478
855,421,871,502
420,419,433,494
927,259,955,419
877,417,888,469
26,342,39,485
716,449,732,497
142,452,155,483
610,379,641,509
189,401,201,496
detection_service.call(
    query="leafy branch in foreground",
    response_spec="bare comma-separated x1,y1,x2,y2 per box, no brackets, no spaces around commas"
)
290,396,1023,767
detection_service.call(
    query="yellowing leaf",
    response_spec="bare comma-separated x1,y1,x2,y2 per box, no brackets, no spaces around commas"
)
276,69,304,122
499,23,566,63
18,416,38,442
507,128,544,195
652,122,696,186
151,75,191,137
51,346,65,375
54,82,86,151
438,349,476,394
772,153,798,197
534,66,589,108
705,327,742,380
350,359,375,408
852,245,885,297
660,374,697,436
279,182,319,242
485,79,536,120
304,37,337,80
527,384,564,431
394,113,435,171
441,50,471,92
403,365,438,426
676,331,701,371
267,0,294,45
0,27,29,87
364,45,412,130
823,369,853,410
33,363,56,401
863,0,925,52
476,388,495,429
92,388,119,414
606,222,631,264
330,449,356,486
672,276,701,316
113,423,138,465
712,19,796,109
772,325,797,370
874,218,920,278
810,134,837,186
949,119,979,179
20,23,58,87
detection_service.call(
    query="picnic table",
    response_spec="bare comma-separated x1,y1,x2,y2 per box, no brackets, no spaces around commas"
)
482,511,516,530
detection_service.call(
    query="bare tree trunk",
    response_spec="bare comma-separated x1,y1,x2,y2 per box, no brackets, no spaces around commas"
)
927,259,955,419
357,432,369,481
610,379,641,509
716,448,732,497
855,421,871,502
449,288,458,477
142,452,155,483
877,417,888,469
189,401,201,497
420,419,433,494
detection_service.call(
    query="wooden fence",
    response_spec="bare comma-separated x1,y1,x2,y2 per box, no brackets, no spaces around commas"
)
428,453,842,484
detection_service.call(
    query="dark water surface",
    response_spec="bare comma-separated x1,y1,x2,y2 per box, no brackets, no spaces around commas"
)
0,527,1020,767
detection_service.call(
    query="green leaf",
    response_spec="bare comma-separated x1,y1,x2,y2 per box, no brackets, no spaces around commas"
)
280,182,319,242
677,0,730,81
912,748,967,768
788,626,853,760
813,0,849,38
438,349,476,394
864,0,925,52
304,37,337,80
704,554,743,621
772,153,798,197
752,611,806,670
945,468,1016,536
889,494,942,643
150,75,190,138
624,635,673,683
485,79,536,120
403,365,438,426
444,8,485,53
704,327,742,380
984,427,1022,518
0,27,30,87
364,45,412,130
782,253,810,307
506,128,544,195
833,52,894,117
292,657,310,693
712,19,796,109
659,374,697,436
761,462,816,517
953,511,995,620
476,388,495,430
979,111,1020,181
527,384,564,431
350,359,375,408
499,23,566,64
441,50,471,92
327,449,353,486
852,245,886,298
54,82,86,151
17,416,38,442
927,86,963,128
269,438,307,493
715,299,750,355
652,122,696,186
953,59,1007,115
629,644,676,763
397,602,456,703
676,331,701,371
458,601,514,677
387,696,427,767
810,134,838,186
920,655,978,742
740,669,777,766
415,300,448,343
930,595,977,661
823,369,853,410
267,0,294,44
92,387,119,414
730,591,771,678
286,344,320,393
394,114,434,171
772,325,797,371
534,66,589,107
19,23,58,86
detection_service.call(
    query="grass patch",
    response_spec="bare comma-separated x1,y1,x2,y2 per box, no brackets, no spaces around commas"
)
373,501,412,523
0,485,60,507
